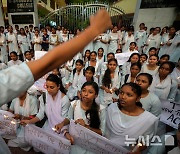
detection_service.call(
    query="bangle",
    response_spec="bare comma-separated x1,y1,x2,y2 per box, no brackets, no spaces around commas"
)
62,129,69,136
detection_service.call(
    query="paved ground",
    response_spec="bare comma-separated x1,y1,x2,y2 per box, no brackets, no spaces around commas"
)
4,139,41,154
9,147,41,154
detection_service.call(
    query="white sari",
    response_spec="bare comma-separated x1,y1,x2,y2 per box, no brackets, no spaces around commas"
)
106,103,158,150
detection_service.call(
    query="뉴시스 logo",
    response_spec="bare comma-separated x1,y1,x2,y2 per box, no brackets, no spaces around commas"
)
125,135,175,147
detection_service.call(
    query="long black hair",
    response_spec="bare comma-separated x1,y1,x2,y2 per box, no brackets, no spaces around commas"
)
81,81,100,129
102,58,117,88
46,74,66,94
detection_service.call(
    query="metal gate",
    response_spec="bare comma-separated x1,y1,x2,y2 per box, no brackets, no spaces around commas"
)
41,2,133,31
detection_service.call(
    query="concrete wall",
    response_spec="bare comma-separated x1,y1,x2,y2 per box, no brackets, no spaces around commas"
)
134,7,177,32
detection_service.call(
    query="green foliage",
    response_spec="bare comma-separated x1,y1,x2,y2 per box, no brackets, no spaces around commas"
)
38,9,50,18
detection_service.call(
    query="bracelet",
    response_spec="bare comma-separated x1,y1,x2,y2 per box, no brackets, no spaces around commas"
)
62,129,69,136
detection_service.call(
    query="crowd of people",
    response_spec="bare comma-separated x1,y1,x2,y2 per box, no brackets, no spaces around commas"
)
0,12,180,154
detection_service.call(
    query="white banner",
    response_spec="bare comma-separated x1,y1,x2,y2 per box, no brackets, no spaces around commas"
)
160,100,180,129
69,120,129,154
0,110,17,137
115,52,138,65
25,124,71,154
35,51,47,60
34,50,48,92
34,77,47,92
0,110,14,118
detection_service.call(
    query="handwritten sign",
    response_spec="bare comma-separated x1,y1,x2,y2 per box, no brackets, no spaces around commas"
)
115,51,138,65
0,110,17,137
160,100,180,129
25,124,71,154
69,120,128,154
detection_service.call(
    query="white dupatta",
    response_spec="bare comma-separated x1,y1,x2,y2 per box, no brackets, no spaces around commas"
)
14,94,30,117
106,103,158,147
150,73,171,100
71,100,89,125
46,91,67,132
